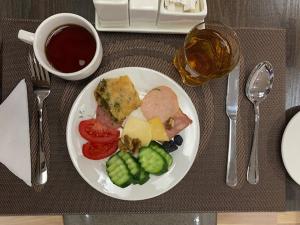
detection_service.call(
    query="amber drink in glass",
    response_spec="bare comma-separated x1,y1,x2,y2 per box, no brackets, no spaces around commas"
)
174,22,240,86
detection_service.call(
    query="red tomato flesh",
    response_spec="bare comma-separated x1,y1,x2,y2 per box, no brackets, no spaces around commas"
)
79,119,119,143
82,141,118,160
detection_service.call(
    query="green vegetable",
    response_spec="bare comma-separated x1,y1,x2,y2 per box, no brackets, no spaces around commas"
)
137,167,150,185
138,147,168,175
117,151,140,179
149,141,173,168
106,154,132,188
107,141,173,187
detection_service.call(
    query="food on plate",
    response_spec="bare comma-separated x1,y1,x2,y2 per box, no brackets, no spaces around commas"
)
138,141,172,175
82,142,118,160
165,117,175,129
128,108,147,121
106,141,172,188
163,135,183,153
78,75,193,187
149,141,173,168
96,105,121,129
106,154,133,188
173,135,183,146
80,76,141,161
79,119,119,143
106,151,151,188
162,140,178,152
118,135,141,153
122,117,152,146
117,151,141,179
94,76,141,123
141,86,192,138
79,119,120,160
141,86,179,122
136,168,150,185
164,110,192,138
148,118,169,142
139,147,168,175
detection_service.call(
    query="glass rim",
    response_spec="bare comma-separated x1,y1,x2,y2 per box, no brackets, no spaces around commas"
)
182,21,241,78
183,21,240,47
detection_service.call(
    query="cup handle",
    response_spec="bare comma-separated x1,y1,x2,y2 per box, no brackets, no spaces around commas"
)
18,30,35,45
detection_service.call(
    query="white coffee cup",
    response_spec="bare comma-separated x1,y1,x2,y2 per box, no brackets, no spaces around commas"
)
18,13,103,81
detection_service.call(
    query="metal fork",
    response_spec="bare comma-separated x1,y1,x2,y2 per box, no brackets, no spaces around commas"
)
28,51,51,185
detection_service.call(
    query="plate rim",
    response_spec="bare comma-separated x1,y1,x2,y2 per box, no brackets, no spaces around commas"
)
281,110,300,186
66,66,200,200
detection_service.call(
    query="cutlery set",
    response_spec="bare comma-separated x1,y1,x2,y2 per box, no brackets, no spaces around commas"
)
226,61,274,188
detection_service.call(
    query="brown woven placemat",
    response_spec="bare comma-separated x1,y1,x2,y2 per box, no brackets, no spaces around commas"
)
0,19,286,214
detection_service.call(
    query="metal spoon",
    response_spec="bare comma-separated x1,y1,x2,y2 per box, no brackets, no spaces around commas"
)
246,61,274,185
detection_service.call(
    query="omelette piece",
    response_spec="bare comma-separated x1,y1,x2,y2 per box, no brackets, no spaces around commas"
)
94,76,141,122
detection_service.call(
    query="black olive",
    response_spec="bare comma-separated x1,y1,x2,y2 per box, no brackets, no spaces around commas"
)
162,140,178,152
168,143,178,152
162,141,172,150
174,135,183,146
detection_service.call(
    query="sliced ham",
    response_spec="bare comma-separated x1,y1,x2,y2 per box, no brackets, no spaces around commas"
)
165,110,192,138
141,86,179,123
96,105,121,129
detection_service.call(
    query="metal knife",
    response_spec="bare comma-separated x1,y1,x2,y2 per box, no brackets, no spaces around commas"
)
226,63,240,188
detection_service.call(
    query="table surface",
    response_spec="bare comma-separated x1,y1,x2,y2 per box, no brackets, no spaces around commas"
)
0,0,299,214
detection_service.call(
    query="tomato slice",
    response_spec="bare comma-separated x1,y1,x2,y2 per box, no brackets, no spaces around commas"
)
82,141,118,160
79,119,120,143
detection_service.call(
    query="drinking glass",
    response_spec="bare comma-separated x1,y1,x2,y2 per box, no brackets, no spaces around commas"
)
173,22,240,86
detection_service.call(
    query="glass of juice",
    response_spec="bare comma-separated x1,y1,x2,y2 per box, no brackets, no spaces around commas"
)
173,22,240,86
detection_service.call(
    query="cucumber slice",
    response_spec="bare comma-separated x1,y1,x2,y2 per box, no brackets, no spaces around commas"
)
131,158,149,185
138,168,150,185
138,147,168,175
117,151,141,179
106,154,132,188
150,141,173,168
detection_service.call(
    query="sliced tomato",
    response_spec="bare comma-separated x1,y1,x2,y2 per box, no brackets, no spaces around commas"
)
82,141,118,160
79,119,120,143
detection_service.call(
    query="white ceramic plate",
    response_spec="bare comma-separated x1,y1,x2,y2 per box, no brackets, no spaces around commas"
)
66,67,200,200
282,111,300,185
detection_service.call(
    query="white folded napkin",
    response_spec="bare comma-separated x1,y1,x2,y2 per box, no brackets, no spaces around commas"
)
0,79,31,186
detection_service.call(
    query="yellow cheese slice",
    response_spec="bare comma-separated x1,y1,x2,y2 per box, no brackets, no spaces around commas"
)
122,117,152,146
148,117,169,142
